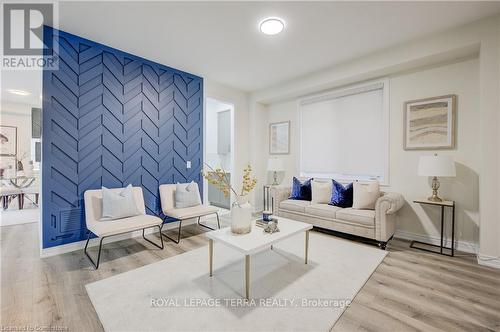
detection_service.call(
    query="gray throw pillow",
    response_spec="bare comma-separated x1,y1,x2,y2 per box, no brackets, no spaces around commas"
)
175,182,202,208
101,184,141,220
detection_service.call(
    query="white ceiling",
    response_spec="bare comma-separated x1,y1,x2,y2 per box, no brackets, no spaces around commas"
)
57,1,500,92
1,1,500,105
1,69,42,107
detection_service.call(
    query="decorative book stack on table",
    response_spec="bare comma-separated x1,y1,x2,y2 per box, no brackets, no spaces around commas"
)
411,198,456,257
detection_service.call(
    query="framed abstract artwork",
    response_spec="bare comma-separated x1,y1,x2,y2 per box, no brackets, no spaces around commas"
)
269,121,290,155
404,95,457,150
0,125,17,156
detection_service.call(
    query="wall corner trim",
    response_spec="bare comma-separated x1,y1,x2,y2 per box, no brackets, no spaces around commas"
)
477,254,500,269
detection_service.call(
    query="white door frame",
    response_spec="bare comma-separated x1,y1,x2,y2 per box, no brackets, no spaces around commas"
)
203,96,235,208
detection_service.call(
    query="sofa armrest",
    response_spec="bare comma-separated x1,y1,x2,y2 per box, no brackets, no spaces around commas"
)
374,192,405,242
376,192,405,215
269,186,291,214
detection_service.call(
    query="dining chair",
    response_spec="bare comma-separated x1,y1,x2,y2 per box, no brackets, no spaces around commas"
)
0,186,23,210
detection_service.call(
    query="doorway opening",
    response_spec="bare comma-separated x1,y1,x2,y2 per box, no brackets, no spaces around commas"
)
0,70,42,233
205,97,234,213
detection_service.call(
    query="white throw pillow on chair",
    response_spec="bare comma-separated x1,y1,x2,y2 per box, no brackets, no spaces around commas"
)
352,181,380,210
101,184,141,220
311,180,332,204
175,182,202,208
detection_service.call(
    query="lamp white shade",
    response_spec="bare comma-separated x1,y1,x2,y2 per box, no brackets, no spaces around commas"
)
267,158,284,171
418,155,456,177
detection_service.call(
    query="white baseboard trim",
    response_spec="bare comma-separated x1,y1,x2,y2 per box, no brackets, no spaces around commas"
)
394,229,478,254
477,254,500,269
40,219,197,258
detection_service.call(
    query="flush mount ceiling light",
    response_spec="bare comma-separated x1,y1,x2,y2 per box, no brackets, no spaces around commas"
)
7,89,31,96
259,17,285,35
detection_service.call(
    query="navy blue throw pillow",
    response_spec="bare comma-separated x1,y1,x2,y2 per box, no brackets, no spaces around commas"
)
289,177,312,201
330,180,353,208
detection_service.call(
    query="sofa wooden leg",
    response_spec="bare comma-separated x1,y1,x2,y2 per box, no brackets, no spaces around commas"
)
35,193,39,205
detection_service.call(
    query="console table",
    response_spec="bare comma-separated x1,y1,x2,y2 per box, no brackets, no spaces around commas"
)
411,199,455,257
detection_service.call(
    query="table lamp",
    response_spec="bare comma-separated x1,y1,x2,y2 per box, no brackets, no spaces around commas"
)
267,158,284,185
418,154,456,202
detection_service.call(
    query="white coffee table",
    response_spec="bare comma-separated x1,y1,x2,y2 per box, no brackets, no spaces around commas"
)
205,217,313,299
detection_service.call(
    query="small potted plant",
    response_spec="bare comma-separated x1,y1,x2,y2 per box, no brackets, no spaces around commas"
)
202,164,257,234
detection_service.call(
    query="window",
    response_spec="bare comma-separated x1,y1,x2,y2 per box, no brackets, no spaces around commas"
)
31,139,41,170
31,107,42,170
299,80,389,184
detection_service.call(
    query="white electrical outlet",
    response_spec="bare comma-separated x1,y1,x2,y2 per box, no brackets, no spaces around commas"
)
186,161,191,169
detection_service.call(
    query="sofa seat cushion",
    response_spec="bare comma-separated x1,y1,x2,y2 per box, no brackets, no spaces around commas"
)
335,208,375,227
88,215,162,237
305,204,341,219
164,204,218,220
279,199,311,213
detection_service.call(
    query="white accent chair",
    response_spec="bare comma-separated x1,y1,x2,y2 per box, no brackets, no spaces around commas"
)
83,186,164,269
159,183,220,243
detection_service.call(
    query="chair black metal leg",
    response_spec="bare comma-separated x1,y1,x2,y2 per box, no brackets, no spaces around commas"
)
197,213,220,230
161,220,182,244
84,233,104,269
142,224,164,249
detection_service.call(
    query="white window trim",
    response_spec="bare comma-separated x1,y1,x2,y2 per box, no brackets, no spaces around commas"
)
298,78,390,186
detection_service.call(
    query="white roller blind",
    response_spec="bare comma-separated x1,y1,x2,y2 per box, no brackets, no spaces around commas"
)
299,83,387,182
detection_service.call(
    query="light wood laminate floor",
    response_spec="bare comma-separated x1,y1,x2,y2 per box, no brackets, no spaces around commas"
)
1,222,499,332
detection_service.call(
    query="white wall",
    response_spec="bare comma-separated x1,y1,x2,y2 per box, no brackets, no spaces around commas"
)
0,102,34,166
261,100,297,188
498,18,500,262
477,16,500,267
204,79,250,203
389,59,479,247
249,16,500,266
260,59,480,248
205,98,233,170
248,101,268,209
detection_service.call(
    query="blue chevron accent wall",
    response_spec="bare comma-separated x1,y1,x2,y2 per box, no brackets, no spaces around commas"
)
42,27,203,248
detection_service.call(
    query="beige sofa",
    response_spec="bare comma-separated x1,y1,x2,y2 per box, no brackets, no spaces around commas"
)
270,186,404,249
